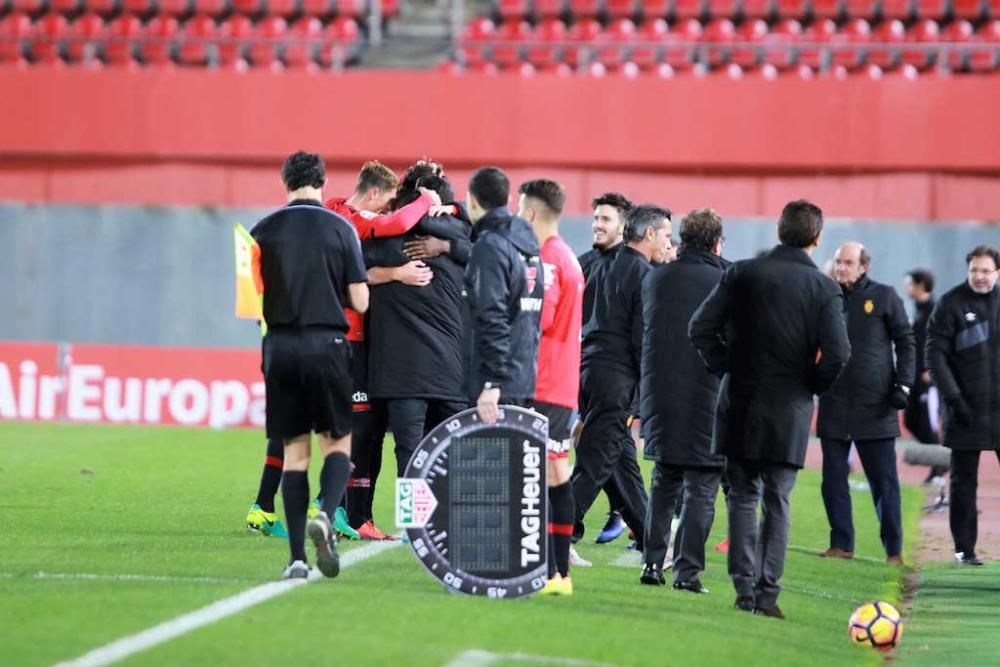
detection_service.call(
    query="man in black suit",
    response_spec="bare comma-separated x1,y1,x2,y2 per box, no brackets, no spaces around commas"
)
690,199,850,619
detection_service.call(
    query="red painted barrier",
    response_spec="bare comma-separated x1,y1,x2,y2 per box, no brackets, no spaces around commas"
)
0,341,263,428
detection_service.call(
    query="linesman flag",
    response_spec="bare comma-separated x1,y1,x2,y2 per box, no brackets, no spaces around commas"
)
233,222,264,321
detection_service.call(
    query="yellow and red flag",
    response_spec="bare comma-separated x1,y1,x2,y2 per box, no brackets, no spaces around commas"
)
233,223,264,322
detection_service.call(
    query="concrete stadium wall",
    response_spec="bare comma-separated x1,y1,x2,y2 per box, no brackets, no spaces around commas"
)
3,202,999,348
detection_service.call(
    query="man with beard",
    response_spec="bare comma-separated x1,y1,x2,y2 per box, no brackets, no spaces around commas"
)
572,205,673,550
362,162,472,478
926,245,1000,566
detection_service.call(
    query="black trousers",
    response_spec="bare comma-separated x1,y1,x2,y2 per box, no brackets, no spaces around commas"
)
820,437,903,557
571,365,648,547
386,398,467,477
950,449,1000,556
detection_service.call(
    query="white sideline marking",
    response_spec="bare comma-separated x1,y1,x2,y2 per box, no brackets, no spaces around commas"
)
444,649,617,667
0,572,259,585
444,649,615,667
56,541,400,667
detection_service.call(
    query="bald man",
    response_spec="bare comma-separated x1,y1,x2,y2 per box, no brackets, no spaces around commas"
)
816,242,915,565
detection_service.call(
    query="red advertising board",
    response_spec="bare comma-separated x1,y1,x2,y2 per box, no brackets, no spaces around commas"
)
0,341,263,429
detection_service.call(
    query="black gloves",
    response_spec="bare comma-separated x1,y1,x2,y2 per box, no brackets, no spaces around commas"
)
890,384,911,410
947,395,974,425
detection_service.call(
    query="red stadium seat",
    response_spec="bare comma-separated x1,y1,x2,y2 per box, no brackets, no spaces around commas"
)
83,0,117,16
866,18,904,67
249,15,285,69
831,17,869,69
192,0,227,17
50,0,83,15
462,16,496,39
762,17,799,68
879,0,913,19
740,0,773,17
534,0,565,16
490,19,530,67
952,0,983,18
597,17,635,68
638,0,669,18
563,17,601,66
810,0,841,19
753,62,779,78
970,20,1000,71
216,13,252,68
673,0,704,18
104,13,141,65
319,16,357,67
913,0,946,19
31,13,70,64
989,0,1000,17
300,0,335,17
336,0,366,17
663,16,701,68
12,0,46,15
283,16,321,70
732,18,767,67
630,17,667,68
901,18,939,69
701,17,735,65
705,0,735,17
941,18,973,70
0,12,33,65
120,0,155,16
232,0,263,16
497,0,530,18
458,16,494,65
568,0,602,17
140,15,178,65
798,17,835,69
773,0,806,17
158,0,191,16
526,17,565,67
67,12,105,63
606,0,636,17
178,13,215,65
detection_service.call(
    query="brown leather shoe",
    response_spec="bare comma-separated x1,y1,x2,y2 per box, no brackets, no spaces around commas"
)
818,548,854,559
887,555,904,566
754,605,786,620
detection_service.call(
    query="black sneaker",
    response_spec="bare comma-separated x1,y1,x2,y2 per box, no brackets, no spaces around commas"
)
307,511,341,578
673,579,709,594
734,596,755,613
640,563,666,586
956,551,984,566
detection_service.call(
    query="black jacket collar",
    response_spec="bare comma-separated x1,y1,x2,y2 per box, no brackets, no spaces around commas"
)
286,198,324,208
842,273,871,296
677,248,728,269
769,244,817,269
473,207,512,240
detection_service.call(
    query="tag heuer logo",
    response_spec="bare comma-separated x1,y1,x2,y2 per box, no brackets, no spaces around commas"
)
966,312,977,322
396,479,438,528
864,299,874,314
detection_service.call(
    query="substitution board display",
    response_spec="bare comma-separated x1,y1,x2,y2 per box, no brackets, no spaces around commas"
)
396,406,549,598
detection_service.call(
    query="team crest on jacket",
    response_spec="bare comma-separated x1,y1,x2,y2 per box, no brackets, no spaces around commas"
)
864,299,874,314
966,312,977,322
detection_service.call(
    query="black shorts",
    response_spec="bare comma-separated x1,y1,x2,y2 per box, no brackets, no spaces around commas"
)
263,329,353,440
531,400,573,459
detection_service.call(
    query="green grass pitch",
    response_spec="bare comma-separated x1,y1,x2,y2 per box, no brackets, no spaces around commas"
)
1,421,925,666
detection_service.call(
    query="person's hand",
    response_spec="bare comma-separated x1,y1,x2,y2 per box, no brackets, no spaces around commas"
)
890,384,910,410
947,395,974,425
393,260,433,286
428,204,457,217
404,236,450,261
477,387,501,424
418,187,442,207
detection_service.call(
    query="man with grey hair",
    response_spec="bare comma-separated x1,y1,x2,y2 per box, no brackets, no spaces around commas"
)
640,209,729,591
817,241,915,566
690,199,850,619
572,205,673,547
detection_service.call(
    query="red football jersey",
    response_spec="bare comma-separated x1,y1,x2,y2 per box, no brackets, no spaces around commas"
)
535,235,584,409
324,194,431,341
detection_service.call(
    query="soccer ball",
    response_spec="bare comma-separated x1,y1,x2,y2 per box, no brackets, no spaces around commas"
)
848,601,904,652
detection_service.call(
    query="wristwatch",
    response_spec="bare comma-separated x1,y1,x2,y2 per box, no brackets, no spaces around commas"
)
483,381,500,391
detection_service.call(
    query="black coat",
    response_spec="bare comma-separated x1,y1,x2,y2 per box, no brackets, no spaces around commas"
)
581,245,651,378
817,275,916,441
689,245,851,468
578,244,619,326
912,298,935,393
926,282,1000,451
363,211,472,401
641,250,729,468
464,207,544,402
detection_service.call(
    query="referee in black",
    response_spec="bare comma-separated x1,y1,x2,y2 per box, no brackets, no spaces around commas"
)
251,151,370,580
